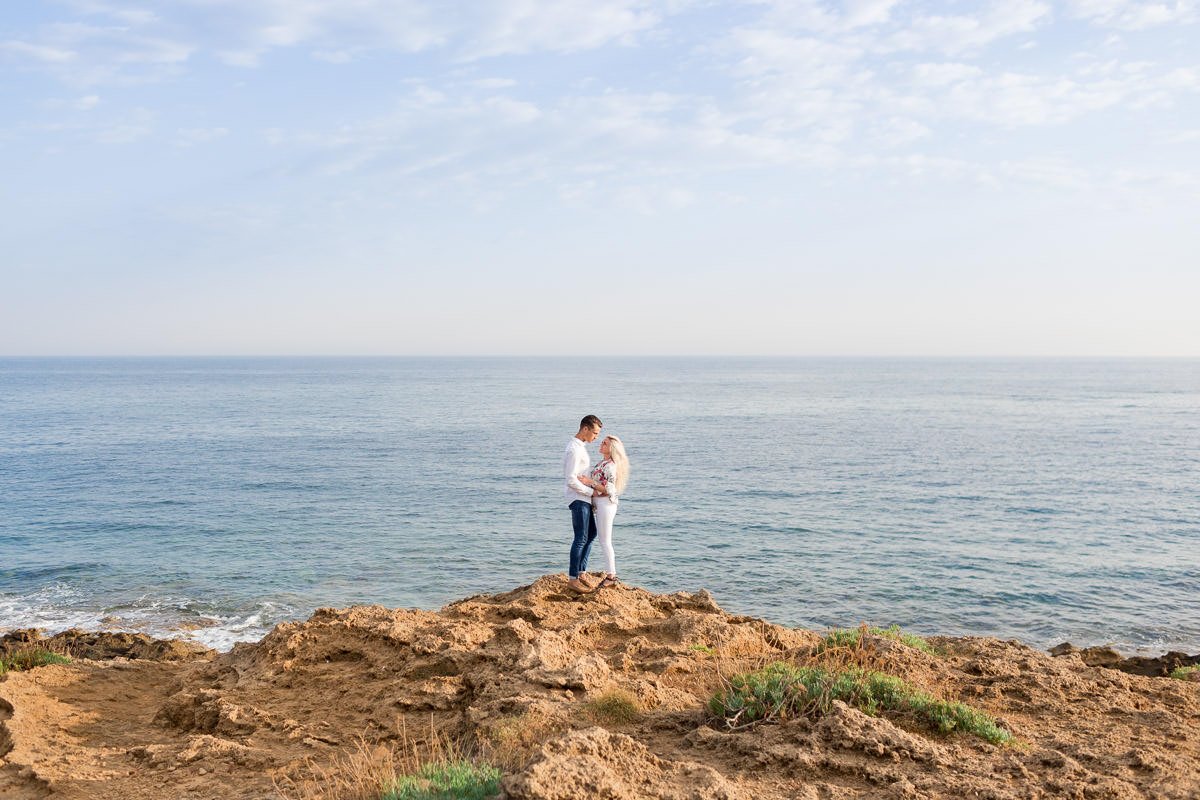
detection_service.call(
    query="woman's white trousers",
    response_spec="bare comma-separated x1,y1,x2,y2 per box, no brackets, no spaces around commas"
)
593,499,618,575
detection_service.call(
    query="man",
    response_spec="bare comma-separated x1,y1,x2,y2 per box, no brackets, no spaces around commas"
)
564,414,602,593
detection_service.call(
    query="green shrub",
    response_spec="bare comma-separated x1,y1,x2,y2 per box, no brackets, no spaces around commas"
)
380,759,501,800
817,625,940,656
0,649,72,676
1169,665,1199,681
709,662,1010,744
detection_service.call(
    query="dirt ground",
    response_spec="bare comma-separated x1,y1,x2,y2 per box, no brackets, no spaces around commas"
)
2,577,1198,800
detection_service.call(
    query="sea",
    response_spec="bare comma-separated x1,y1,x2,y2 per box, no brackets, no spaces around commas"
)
1,357,1197,655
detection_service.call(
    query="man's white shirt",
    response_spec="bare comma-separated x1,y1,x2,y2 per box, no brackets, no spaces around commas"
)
563,437,594,505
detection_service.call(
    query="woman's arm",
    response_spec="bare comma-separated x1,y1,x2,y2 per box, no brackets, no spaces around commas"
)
580,475,607,494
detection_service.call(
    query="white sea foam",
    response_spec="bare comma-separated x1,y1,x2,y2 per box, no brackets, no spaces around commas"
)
0,588,290,653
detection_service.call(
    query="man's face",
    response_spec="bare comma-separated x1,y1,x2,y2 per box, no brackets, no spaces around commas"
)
586,425,601,442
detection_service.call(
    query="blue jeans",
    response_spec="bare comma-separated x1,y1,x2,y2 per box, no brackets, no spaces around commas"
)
568,500,597,578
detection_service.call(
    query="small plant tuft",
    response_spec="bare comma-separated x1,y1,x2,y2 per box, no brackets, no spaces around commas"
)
483,710,564,770
380,759,501,800
817,625,940,656
274,718,501,800
0,648,72,676
709,662,1010,745
1169,665,1199,681
584,689,640,726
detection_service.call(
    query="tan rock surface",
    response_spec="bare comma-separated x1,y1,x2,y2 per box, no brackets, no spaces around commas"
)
1,576,1198,799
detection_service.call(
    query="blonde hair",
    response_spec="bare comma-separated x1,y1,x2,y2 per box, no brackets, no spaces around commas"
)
604,436,630,495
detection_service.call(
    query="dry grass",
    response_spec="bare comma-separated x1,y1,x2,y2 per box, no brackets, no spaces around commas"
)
1,634,76,661
480,709,567,771
802,623,954,698
680,622,792,702
0,647,72,676
274,717,497,800
583,688,641,726
274,737,406,800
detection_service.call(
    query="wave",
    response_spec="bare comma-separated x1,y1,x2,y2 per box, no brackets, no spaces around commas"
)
0,585,293,653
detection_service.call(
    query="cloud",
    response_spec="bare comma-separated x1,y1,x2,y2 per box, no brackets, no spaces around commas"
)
2,22,192,85
312,49,355,63
921,61,1200,126
911,62,985,87
873,115,931,147
2,0,696,85
1065,0,1200,29
91,107,156,143
468,77,518,89
24,105,156,144
842,0,905,28
59,0,162,26
1,40,77,63
100,0,681,70
456,0,665,59
885,1,1053,55
7,0,1197,212
729,28,863,84
718,0,1199,147
610,183,695,215
174,127,229,147
94,121,152,144
41,94,102,110
483,95,542,125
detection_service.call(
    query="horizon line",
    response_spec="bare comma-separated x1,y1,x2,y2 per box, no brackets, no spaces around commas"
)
3,353,1199,360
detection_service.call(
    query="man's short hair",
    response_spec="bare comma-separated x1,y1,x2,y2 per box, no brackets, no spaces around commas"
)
580,414,602,431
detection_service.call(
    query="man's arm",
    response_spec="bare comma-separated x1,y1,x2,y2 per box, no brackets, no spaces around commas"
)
563,445,593,497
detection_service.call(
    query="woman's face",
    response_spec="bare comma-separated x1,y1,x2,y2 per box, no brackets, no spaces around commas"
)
600,438,611,457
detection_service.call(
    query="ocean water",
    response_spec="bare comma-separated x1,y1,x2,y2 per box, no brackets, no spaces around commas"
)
1,357,1197,655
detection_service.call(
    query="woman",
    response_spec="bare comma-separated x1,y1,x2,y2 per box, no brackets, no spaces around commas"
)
578,435,629,589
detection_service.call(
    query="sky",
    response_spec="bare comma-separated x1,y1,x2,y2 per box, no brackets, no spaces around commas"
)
2,0,1198,356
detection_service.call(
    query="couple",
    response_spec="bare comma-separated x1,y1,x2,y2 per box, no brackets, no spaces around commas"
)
563,414,630,594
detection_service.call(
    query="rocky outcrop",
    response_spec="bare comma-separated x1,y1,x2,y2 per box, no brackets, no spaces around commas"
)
504,727,748,800
1,628,212,663
1049,641,1200,676
1,577,1198,800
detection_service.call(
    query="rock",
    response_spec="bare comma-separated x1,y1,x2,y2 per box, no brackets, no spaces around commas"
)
1077,646,1124,668
815,700,947,763
1048,641,1200,677
155,690,271,736
527,654,612,690
1104,651,1200,678
503,727,747,800
0,628,212,662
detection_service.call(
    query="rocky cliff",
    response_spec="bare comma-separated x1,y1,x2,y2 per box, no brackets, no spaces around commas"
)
2,577,1198,799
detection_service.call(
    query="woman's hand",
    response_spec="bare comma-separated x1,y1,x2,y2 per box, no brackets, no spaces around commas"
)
578,475,594,487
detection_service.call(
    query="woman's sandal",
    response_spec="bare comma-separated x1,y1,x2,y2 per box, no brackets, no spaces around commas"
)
597,576,619,589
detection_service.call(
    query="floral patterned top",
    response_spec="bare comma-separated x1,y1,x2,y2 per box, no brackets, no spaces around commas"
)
590,458,618,503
